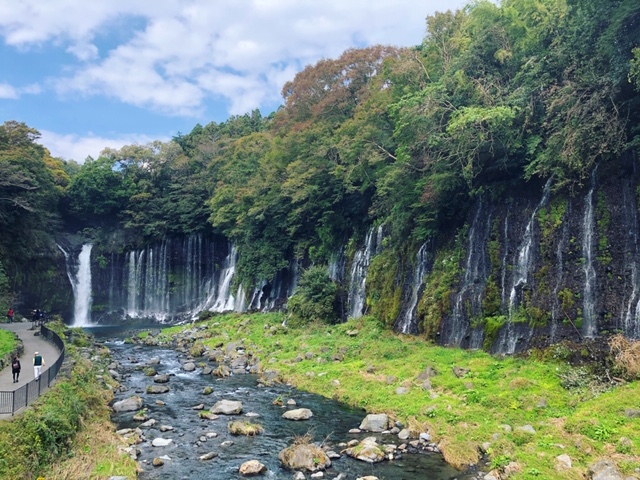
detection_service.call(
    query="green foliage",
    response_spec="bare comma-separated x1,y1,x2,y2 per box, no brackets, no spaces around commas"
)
483,315,507,350
418,234,465,339
367,249,403,326
287,266,338,325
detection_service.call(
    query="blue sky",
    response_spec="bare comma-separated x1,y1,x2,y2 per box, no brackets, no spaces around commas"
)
0,0,465,163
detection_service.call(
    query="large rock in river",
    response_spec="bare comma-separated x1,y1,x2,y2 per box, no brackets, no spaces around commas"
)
212,399,243,415
239,460,267,475
359,413,390,432
113,396,143,412
345,437,387,463
279,443,331,472
282,408,313,421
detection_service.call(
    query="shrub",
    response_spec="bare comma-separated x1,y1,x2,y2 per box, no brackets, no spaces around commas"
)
609,334,640,378
287,266,338,325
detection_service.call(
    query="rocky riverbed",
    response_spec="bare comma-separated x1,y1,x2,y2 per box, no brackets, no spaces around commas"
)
102,328,485,480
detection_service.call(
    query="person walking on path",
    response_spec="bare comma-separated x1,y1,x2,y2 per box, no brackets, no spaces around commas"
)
7,308,13,323
11,356,20,383
33,351,44,381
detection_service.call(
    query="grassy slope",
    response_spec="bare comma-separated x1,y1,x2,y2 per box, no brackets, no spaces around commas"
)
0,328,17,358
158,313,640,480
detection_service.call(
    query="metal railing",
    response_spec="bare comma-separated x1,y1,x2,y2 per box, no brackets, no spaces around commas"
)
0,325,65,415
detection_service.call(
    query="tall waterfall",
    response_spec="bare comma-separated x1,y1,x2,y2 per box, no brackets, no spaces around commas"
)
447,200,492,348
58,243,93,326
496,179,552,354
348,226,383,319
396,242,430,334
582,169,598,338
508,179,552,318
622,178,640,338
211,244,238,312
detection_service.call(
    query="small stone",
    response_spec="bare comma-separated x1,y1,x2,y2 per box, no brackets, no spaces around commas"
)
151,438,172,447
159,425,173,432
310,472,324,478
152,457,164,467
556,454,572,470
396,386,409,395
200,451,218,461
183,362,196,372
203,386,214,395
221,440,234,447
419,432,431,442
398,428,411,440
193,403,205,410
155,400,165,406
287,399,297,406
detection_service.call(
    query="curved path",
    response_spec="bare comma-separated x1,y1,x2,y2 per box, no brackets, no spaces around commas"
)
0,321,61,418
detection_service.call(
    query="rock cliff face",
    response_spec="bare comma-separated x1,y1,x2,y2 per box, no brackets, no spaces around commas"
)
57,160,640,351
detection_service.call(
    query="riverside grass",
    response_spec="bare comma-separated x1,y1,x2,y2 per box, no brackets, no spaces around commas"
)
155,313,640,480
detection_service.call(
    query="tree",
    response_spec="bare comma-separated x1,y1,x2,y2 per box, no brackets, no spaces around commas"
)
287,266,338,325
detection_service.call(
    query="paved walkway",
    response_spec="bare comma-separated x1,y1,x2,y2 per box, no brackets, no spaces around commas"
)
0,321,60,392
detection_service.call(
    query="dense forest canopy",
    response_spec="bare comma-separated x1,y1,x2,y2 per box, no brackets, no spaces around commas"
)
1,0,639,314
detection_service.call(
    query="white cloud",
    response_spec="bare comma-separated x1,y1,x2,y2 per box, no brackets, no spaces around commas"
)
38,130,167,163
0,83,18,99
1,0,466,117
0,82,41,98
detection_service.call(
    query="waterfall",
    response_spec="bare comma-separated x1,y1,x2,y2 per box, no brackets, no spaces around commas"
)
582,169,597,338
622,178,640,338
396,242,430,334
447,200,492,347
508,179,552,318
550,203,571,341
496,179,552,354
58,243,93,326
211,245,237,312
347,226,383,319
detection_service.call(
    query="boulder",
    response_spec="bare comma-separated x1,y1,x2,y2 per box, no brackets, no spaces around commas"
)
113,396,143,412
282,408,313,421
212,399,243,415
589,459,625,480
239,460,267,476
359,413,390,432
146,385,170,394
154,374,170,383
183,362,196,372
345,437,386,463
279,443,331,472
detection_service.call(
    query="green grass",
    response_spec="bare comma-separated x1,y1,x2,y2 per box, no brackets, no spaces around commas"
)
156,313,640,479
0,328,17,358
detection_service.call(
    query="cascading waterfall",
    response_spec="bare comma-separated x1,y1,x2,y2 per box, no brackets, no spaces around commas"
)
347,226,383,319
396,242,430,334
328,248,346,282
496,179,552,353
508,179,553,317
447,201,492,348
622,179,640,338
582,169,598,338
211,244,238,312
550,203,571,342
58,243,93,326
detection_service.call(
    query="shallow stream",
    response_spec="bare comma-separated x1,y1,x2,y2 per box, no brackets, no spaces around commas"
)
101,331,479,480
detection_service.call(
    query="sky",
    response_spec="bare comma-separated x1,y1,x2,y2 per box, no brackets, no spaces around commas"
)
0,0,465,163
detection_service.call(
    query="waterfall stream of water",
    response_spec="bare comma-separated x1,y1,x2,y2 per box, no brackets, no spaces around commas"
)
58,243,93,326
396,242,430,334
582,169,597,338
347,226,383,319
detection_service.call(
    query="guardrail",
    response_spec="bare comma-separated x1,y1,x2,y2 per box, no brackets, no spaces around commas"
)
0,325,65,415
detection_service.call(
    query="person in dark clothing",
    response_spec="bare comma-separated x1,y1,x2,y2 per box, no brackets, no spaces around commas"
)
12,356,21,383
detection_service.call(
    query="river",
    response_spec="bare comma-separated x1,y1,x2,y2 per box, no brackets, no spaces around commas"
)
98,330,480,479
